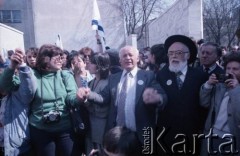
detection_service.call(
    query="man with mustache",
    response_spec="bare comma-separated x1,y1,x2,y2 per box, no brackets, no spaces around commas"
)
156,35,207,155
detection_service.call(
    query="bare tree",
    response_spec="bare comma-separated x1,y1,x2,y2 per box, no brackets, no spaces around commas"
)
115,0,171,41
203,0,240,47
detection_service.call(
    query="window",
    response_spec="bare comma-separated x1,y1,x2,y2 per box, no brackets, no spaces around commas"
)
0,10,21,23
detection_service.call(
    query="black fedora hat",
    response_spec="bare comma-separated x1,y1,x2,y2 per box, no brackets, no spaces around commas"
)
164,34,197,64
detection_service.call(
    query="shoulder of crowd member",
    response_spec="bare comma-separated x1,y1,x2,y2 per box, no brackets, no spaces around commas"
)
0,67,20,93
189,66,207,82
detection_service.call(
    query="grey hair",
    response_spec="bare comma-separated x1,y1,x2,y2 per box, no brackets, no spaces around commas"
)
119,46,139,58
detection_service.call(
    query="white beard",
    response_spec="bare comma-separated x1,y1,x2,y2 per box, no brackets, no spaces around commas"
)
169,60,188,73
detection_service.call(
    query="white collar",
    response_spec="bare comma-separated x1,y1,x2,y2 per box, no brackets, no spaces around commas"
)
179,65,188,76
122,66,138,77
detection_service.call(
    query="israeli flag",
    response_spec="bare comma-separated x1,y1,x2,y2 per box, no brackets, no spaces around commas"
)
92,0,106,47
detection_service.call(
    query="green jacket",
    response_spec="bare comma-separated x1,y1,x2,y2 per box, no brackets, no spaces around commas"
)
29,70,79,132
0,68,20,93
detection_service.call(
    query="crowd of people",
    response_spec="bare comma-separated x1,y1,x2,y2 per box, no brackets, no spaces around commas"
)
0,34,239,156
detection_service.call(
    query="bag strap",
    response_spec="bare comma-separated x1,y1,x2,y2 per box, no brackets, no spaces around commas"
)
60,70,85,130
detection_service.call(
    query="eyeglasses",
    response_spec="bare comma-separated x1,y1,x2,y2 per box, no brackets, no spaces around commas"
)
84,55,91,58
167,50,189,57
51,56,64,62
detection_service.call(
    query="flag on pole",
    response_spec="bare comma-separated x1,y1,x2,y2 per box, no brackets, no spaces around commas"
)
1,48,8,61
0,48,10,67
55,34,63,50
92,0,106,50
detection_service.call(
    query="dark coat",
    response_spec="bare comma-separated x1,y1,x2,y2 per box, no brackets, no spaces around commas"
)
156,66,207,154
88,69,167,144
197,64,225,81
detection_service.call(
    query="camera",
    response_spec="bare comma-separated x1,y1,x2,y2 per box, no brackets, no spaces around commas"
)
216,73,233,83
43,110,61,124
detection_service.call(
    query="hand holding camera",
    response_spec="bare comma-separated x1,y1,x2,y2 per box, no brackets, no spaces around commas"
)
207,73,218,85
224,73,239,89
216,73,233,83
10,48,25,70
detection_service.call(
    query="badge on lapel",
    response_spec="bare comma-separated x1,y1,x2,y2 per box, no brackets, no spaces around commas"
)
138,80,144,85
166,79,172,86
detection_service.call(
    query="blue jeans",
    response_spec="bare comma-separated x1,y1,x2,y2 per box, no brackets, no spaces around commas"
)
30,125,82,156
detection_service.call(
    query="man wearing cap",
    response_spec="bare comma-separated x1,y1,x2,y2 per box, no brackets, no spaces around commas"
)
156,35,207,155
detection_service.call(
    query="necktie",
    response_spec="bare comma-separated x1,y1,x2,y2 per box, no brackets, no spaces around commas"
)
204,67,210,73
176,71,183,90
117,73,130,126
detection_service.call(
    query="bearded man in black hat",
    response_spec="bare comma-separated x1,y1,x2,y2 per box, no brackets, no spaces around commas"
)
156,35,207,155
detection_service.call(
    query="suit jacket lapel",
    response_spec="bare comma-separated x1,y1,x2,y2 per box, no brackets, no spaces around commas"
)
111,72,122,101
135,70,147,104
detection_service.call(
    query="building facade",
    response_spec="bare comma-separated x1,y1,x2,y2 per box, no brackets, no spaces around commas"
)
0,0,125,51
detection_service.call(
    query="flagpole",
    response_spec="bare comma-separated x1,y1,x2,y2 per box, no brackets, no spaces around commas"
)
96,30,105,52
92,0,106,52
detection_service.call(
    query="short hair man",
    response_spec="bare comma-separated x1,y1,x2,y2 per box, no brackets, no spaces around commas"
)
198,42,225,77
200,52,240,155
156,35,207,155
77,45,167,144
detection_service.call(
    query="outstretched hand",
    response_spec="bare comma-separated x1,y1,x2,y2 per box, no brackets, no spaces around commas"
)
143,88,162,104
76,87,90,102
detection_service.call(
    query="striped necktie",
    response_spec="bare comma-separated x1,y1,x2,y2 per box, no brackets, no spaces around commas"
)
176,71,183,89
116,72,130,126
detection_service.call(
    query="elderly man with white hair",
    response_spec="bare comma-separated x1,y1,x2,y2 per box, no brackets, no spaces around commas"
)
77,45,167,146
156,35,207,155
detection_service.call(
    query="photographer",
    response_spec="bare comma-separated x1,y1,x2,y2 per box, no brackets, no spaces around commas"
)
29,44,82,156
200,53,240,155
0,49,37,155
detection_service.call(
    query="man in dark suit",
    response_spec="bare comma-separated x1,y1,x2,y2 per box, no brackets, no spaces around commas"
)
77,45,167,145
156,35,207,155
198,42,225,78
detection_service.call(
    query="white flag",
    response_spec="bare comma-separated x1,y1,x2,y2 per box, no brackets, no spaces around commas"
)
55,34,63,50
92,0,106,49
0,48,8,61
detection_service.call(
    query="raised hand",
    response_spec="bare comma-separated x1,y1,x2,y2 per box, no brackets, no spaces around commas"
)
225,73,239,89
10,48,25,70
207,73,218,86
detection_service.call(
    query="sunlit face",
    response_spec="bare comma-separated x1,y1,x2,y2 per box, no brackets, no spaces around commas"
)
168,42,189,72
199,45,218,67
47,55,63,71
226,61,240,81
83,50,92,67
61,53,68,68
88,61,97,74
71,56,86,71
119,47,139,72
26,52,37,68
222,48,228,56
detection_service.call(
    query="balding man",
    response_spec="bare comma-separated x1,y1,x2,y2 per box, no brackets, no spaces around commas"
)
77,45,167,145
